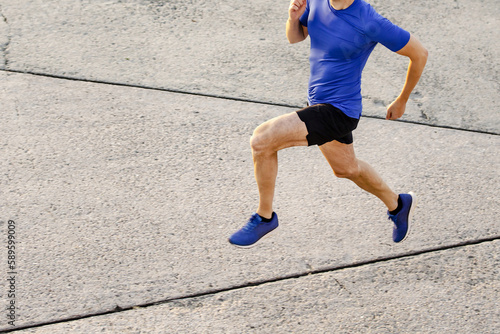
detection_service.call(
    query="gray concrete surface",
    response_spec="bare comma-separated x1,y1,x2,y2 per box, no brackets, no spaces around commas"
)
0,71,499,332
0,0,499,332
16,241,500,333
0,0,499,133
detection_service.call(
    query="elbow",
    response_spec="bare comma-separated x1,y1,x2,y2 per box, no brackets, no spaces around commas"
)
420,44,429,60
422,47,429,62
414,47,428,66
286,35,304,44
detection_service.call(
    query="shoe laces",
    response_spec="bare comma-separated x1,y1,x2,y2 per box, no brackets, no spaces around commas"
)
242,214,261,232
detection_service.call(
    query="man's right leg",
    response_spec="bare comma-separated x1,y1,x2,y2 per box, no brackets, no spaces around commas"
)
228,111,308,247
250,111,309,219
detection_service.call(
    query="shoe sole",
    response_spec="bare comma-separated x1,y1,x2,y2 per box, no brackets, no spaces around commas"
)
229,226,278,249
399,191,416,243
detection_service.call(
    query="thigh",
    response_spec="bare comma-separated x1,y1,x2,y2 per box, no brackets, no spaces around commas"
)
253,111,309,151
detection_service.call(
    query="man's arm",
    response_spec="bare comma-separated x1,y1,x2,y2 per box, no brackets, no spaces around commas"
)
386,34,428,120
286,0,308,44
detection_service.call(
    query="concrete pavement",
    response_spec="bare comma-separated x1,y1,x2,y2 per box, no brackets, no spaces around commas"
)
14,241,500,333
0,0,498,333
1,0,499,133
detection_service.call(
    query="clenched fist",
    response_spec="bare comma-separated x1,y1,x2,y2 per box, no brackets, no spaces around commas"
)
386,97,407,120
289,0,307,21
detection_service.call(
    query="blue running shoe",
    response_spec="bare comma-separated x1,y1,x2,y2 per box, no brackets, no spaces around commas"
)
388,192,416,243
229,212,278,248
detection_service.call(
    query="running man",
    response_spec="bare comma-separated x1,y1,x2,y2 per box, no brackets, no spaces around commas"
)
229,0,428,247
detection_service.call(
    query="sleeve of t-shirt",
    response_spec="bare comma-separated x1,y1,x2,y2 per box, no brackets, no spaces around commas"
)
299,1,310,27
366,11,410,52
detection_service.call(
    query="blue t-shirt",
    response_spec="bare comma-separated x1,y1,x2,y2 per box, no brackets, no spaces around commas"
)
299,0,410,119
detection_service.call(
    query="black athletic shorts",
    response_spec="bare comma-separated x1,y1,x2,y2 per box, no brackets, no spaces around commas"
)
296,104,359,146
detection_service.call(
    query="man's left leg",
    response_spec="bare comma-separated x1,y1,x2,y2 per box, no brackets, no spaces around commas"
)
319,140,398,210
319,140,416,242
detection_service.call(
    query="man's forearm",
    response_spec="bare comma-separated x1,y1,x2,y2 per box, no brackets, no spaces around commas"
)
398,55,427,102
387,36,428,120
286,18,306,44
396,36,428,101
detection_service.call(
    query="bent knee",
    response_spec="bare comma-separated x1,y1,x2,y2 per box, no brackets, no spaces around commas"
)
250,128,272,154
332,165,360,179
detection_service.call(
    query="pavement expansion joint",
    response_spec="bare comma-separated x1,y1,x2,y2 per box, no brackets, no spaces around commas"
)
3,235,499,333
1,68,498,136
0,5,11,68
